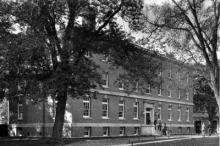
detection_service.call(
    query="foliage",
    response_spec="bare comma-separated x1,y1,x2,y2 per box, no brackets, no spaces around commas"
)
0,0,160,140
144,0,220,109
194,75,218,132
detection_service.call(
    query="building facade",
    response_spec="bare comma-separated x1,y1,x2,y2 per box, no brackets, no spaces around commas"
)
8,53,195,138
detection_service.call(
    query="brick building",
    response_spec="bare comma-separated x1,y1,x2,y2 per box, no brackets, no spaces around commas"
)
8,52,195,138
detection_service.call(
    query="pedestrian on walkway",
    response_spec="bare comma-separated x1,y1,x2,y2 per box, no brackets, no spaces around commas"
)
158,120,162,131
162,123,167,136
201,122,205,137
154,119,157,130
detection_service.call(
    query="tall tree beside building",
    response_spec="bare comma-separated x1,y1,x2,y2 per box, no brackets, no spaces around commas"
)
194,76,218,133
144,0,220,110
0,0,159,141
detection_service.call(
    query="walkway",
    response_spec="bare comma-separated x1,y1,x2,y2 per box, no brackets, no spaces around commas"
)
65,134,219,146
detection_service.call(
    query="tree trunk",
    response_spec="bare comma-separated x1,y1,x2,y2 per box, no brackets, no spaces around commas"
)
52,88,67,142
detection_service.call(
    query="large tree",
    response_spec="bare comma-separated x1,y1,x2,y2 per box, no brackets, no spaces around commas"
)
144,0,220,111
194,75,218,133
0,0,160,142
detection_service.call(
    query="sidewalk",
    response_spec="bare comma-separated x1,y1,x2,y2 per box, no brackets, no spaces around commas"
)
65,134,213,146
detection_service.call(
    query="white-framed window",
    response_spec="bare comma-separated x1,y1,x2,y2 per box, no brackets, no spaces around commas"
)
83,96,91,118
102,96,109,119
158,106,162,120
102,54,109,62
158,84,162,96
18,103,23,120
118,81,124,90
168,65,172,78
119,127,125,136
135,81,139,92
158,66,162,77
102,72,109,88
177,105,181,122
186,74,189,83
168,104,172,121
186,91,189,100
177,72,181,81
83,127,91,137
186,107,190,122
133,101,139,119
168,85,172,97
85,50,91,58
146,84,151,94
103,127,109,136
118,99,125,119
134,127,139,135
178,88,181,99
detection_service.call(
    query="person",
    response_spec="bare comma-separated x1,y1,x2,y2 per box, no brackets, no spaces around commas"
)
154,119,157,130
162,123,167,135
158,120,162,131
201,122,205,137
207,123,211,136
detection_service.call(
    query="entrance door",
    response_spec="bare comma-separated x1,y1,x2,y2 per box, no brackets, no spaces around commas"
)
195,121,201,134
145,108,151,125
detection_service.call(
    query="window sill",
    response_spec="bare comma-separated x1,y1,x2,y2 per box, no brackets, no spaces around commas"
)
158,94,162,96
168,119,172,122
119,118,126,120
168,96,172,98
133,118,139,120
102,85,109,88
83,116,92,119
102,117,110,120
118,88,124,91
178,120,181,122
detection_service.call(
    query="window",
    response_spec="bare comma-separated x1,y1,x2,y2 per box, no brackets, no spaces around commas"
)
146,84,151,94
177,105,181,122
102,97,109,119
103,127,109,136
118,99,125,119
119,127,125,136
83,127,91,137
134,127,139,135
178,88,181,99
158,66,162,77
168,86,172,97
118,81,124,90
102,72,109,87
168,104,172,121
186,107,190,122
186,91,189,100
177,72,181,81
133,101,139,119
18,103,23,120
83,96,91,118
102,54,109,62
168,65,172,78
135,82,139,92
186,74,189,83
158,106,162,120
85,50,91,58
158,84,162,96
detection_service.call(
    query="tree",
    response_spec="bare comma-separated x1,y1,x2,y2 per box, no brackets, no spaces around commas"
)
144,0,220,111
0,0,160,142
194,75,218,133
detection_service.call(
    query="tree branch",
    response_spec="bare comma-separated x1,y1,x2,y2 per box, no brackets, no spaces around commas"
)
96,0,124,33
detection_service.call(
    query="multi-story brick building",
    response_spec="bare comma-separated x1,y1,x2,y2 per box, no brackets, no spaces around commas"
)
8,52,195,138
